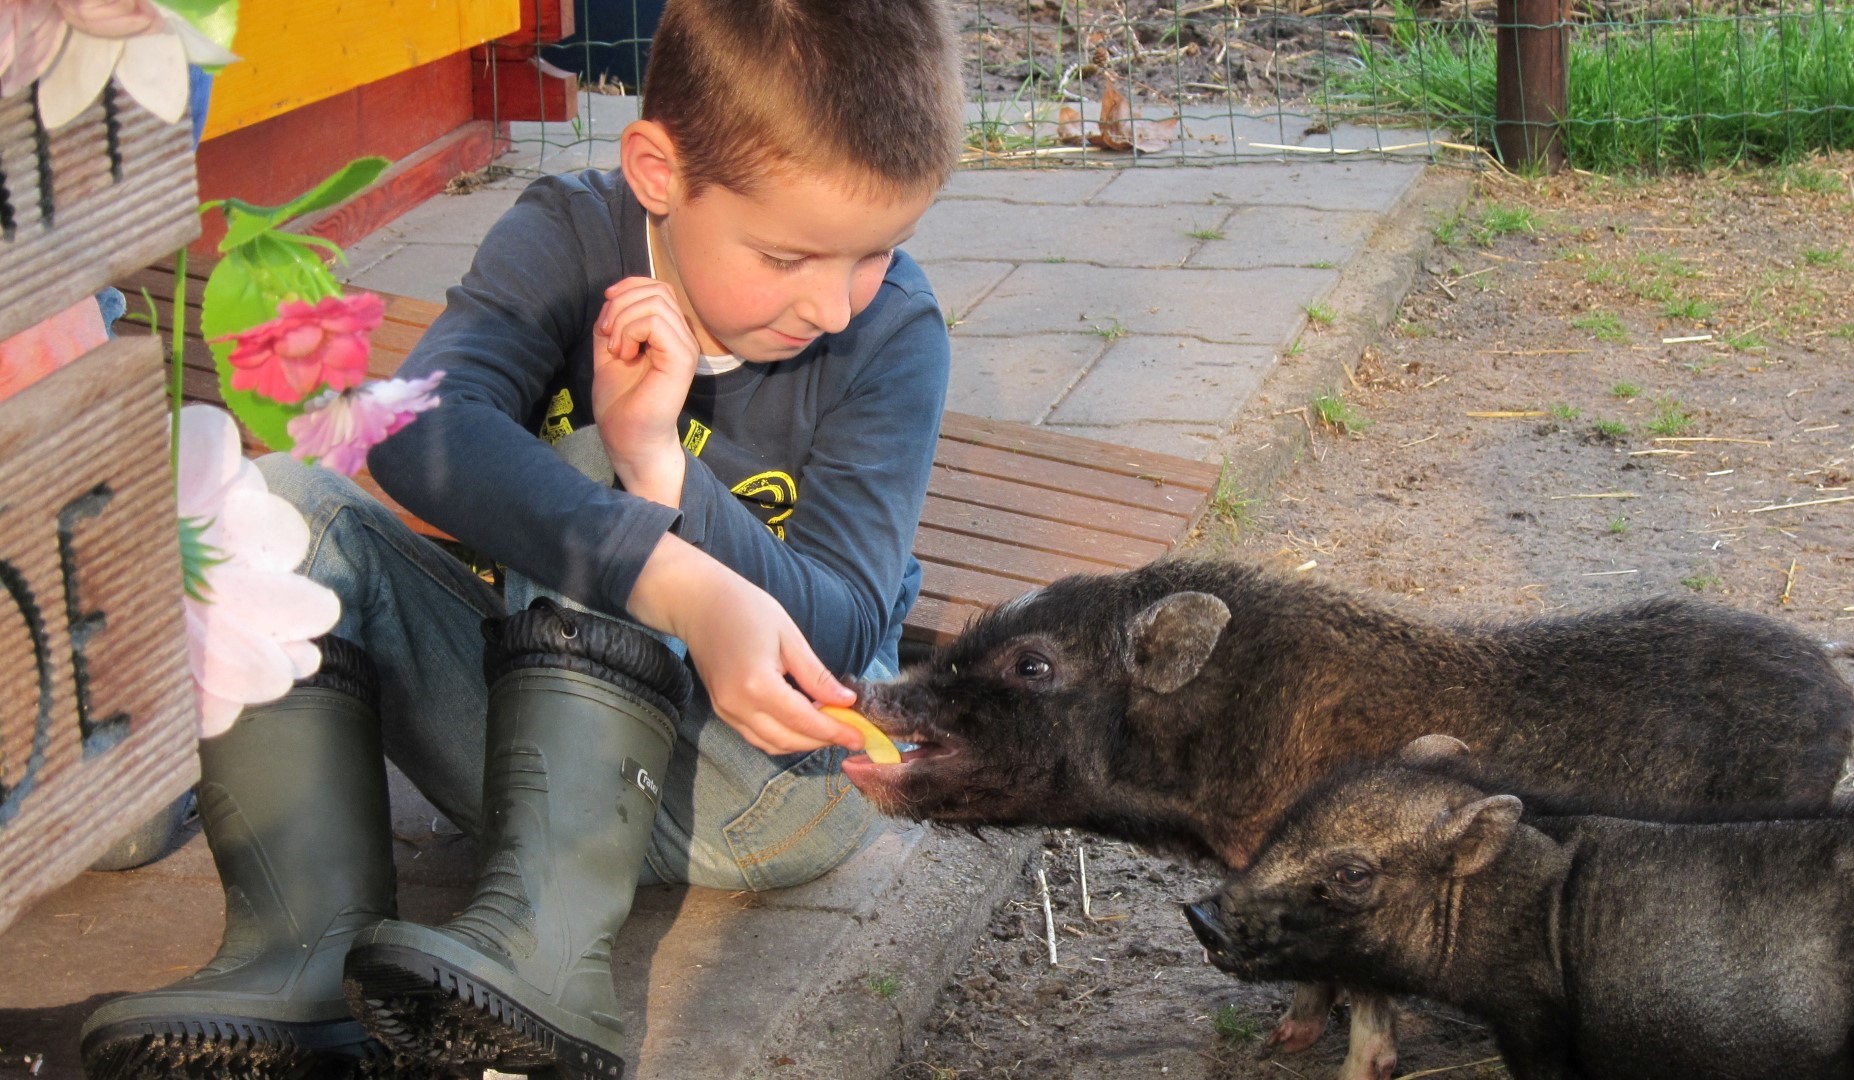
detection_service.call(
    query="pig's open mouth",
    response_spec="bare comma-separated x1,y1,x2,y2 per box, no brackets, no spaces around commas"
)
837,721,961,787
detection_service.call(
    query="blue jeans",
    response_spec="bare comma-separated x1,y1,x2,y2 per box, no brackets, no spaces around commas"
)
256,453,891,891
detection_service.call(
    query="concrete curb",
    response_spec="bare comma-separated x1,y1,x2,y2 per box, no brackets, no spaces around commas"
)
1212,166,1477,518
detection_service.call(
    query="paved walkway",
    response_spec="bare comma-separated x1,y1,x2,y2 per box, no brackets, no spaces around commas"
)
0,95,1468,1080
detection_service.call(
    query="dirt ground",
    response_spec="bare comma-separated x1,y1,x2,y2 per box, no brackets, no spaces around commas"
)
894,154,1854,1079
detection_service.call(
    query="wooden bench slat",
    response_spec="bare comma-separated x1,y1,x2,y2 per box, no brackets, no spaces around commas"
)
912,524,1120,584
914,559,1050,611
931,437,1216,515
938,410,1224,490
918,493,1171,566
926,466,1189,544
900,594,989,647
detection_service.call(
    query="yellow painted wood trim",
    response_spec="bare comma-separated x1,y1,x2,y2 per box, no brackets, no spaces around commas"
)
202,0,521,139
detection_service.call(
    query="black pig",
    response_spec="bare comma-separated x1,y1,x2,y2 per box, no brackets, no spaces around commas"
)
840,559,1854,1080
1185,739,1854,1080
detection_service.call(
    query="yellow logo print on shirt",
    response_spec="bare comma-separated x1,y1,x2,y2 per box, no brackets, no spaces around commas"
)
731,470,797,540
540,388,575,445
682,419,712,456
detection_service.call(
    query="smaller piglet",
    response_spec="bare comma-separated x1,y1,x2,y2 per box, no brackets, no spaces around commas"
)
1184,737,1854,1080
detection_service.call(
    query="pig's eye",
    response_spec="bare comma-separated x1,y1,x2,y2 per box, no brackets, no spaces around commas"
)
1332,866,1371,887
1012,652,1053,681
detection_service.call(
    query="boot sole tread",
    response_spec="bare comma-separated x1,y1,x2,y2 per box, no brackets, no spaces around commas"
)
80,1015,388,1080
343,945,622,1080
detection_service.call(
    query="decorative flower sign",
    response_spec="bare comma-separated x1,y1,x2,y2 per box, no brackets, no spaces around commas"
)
1,0,240,128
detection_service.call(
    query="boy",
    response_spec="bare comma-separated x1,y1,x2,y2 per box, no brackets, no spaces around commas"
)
78,0,966,1076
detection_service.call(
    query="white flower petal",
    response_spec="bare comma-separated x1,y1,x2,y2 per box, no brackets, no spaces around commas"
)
197,688,243,738
113,29,186,122
176,404,245,518
205,563,339,643
191,594,298,704
36,28,121,129
280,638,323,681
1,7,66,99
211,488,312,573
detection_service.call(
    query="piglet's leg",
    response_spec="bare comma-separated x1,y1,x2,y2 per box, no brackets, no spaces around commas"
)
1337,989,1399,1080
1264,981,1336,1054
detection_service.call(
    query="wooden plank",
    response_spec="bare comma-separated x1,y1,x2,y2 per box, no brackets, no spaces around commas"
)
938,410,1223,490
203,0,521,138
0,337,199,934
915,560,1045,613
927,467,1191,543
901,595,990,648
0,89,201,341
912,525,1118,585
932,437,1216,513
918,495,1169,567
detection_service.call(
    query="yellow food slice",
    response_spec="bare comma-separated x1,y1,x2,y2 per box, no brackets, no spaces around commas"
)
821,705,901,764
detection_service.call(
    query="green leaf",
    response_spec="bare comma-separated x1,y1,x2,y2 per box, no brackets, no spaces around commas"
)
201,253,302,451
162,0,240,57
271,158,389,228
218,202,277,253
178,515,226,602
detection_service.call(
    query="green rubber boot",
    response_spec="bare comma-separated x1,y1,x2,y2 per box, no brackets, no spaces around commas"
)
342,599,690,1079
80,637,399,1080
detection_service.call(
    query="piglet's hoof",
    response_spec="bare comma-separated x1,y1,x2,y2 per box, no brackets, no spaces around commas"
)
1261,1015,1327,1056
1337,1036,1398,1080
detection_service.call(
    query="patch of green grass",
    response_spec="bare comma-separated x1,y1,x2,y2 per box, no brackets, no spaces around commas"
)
1188,225,1227,241
1572,310,1628,343
1309,259,1338,269
1284,337,1308,358
1647,398,1697,436
1633,252,1700,280
1583,261,1627,288
1434,207,1467,246
1209,458,1256,531
1682,572,1721,592
865,973,902,998
1607,514,1630,534
1396,317,1433,338
1044,255,1067,264
1611,382,1641,399
1661,295,1716,321
1557,243,1597,264
1765,163,1846,195
1724,330,1769,351
1305,303,1338,328
1801,247,1848,268
1592,418,1630,438
1472,204,1541,245
1324,3,1854,172
1090,319,1128,342
1830,323,1854,340
1312,392,1369,434
1212,1004,1265,1045
1549,403,1582,421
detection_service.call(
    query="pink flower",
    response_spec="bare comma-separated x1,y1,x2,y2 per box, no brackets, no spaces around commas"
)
176,405,340,737
287,371,445,476
217,292,385,404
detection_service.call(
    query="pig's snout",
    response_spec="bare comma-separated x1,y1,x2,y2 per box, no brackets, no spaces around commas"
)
1184,899,1231,958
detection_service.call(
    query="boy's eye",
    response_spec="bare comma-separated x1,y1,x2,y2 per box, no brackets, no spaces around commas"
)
759,252,805,271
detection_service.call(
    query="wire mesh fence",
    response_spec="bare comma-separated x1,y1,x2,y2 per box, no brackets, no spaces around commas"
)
487,0,1854,176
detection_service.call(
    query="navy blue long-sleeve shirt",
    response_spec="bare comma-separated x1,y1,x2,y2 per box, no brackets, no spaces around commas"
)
368,169,949,676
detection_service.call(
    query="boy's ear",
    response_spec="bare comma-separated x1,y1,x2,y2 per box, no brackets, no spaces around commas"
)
620,120,678,216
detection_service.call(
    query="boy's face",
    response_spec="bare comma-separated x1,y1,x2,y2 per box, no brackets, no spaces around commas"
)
654,169,936,362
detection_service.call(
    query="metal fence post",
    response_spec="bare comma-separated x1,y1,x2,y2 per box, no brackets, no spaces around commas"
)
1495,0,1572,171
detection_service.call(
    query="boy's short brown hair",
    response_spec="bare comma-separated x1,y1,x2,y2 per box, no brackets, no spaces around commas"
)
642,0,965,199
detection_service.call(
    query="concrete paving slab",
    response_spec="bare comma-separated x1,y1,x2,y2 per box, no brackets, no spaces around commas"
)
344,242,480,305
922,258,1014,321
908,201,1224,266
941,166,1117,204
1049,337,1274,428
956,262,1337,348
939,331,1107,422
1093,159,1427,213
1043,420,1232,463
373,185,524,252
1189,206,1378,269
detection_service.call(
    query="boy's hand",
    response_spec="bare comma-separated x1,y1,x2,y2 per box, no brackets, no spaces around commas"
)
629,535,863,756
593,277,698,505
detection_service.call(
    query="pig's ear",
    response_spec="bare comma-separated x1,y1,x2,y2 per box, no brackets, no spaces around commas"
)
1397,734,1470,765
1431,794,1523,879
1126,591,1231,694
